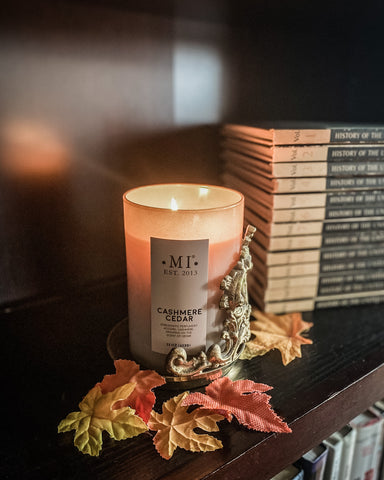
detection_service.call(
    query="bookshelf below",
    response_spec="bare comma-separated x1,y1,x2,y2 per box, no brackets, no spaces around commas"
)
2,280,384,479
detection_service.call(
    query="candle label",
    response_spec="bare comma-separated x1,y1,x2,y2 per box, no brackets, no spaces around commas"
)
150,237,209,355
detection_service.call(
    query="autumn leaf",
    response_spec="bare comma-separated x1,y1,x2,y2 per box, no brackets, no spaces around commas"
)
240,310,313,366
58,383,148,456
148,391,224,459
98,359,166,423
182,377,291,433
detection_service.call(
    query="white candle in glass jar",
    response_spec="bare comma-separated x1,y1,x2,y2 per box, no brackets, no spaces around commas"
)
123,184,244,373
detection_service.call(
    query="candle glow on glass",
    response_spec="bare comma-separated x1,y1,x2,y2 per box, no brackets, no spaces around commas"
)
123,184,244,373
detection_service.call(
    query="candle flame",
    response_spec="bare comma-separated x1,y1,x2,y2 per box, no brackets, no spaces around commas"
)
170,197,178,211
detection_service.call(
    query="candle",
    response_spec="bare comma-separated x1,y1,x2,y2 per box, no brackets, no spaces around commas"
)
123,184,244,373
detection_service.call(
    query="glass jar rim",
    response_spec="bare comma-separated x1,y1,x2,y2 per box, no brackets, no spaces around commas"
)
123,183,244,212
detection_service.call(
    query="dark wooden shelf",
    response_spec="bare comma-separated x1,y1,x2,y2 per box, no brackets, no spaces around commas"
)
1,1,384,478
2,280,383,479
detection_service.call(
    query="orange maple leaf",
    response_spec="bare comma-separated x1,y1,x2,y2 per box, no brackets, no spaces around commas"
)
98,360,165,423
148,391,224,459
182,377,291,433
240,310,313,366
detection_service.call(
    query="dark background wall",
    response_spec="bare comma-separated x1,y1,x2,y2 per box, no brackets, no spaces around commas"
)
1,0,383,306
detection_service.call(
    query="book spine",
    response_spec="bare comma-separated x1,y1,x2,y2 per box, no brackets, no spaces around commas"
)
223,152,384,193
222,173,328,209
330,127,384,144
337,426,357,480
253,292,384,313
327,161,384,176
274,145,329,162
320,270,384,285
259,270,384,291
326,176,384,190
272,176,384,193
253,273,319,290
262,285,318,302
263,231,384,251
273,127,384,145
373,404,384,480
271,161,384,178
327,145,384,160
245,209,323,237
321,230,384,248
248,276,316,304
247,200,384,223
320,244,384,262
322,219,384,233
349,410,384,480
315,292,384,309
323,434,343,480
252,145,384,163
294,445,329,480
274,129,332,145
275,145,384,162
272,162,328,177
254,297,315,314
318,280,384,296
252,241,384,267
320,255,384,273
253,278,384,302
325,205,384,219
269,205,384,222
273,193,327,209
263,233,322,251
270,207,326,222
225,125,384,145
270,190,384,211
252,255,384,279
248,216,384,238
326,190,384,207
251,242,321,265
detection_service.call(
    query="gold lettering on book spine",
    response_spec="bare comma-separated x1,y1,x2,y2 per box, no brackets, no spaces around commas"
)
165,225,256,377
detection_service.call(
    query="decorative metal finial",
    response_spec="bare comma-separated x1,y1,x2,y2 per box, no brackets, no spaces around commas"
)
165,225,256,378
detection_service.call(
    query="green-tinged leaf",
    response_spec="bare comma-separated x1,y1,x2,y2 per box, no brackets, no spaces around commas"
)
58,383,148,456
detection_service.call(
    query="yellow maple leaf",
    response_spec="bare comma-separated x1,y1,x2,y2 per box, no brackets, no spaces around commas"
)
240,309,313,366
58,383,148,456
148,391,224,460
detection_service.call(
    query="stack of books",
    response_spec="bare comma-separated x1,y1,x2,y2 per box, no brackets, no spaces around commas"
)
221,123,384,313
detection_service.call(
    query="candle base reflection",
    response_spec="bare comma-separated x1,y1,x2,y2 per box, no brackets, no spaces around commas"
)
107,320,234,389
107,225,255,388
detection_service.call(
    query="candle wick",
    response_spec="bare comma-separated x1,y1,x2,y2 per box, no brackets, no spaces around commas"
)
170,198,178,211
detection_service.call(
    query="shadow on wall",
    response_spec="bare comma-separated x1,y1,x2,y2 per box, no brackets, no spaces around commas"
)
100,124,221,187
0,121,222,307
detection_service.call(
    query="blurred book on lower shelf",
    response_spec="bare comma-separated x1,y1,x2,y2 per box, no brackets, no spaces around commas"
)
349,407,384,480
273,399,384,480
323,433,343,480
221,122,384,313
271,464,304,479
295,444,328,480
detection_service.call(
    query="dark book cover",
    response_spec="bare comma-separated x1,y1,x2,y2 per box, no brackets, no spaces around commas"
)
295,444,328,479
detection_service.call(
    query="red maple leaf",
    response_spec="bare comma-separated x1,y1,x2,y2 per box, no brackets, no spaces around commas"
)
182,377,291,433
98,360,165,423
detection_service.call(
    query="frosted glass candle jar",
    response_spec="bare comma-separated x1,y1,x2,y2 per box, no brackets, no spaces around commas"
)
123,184,244,373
